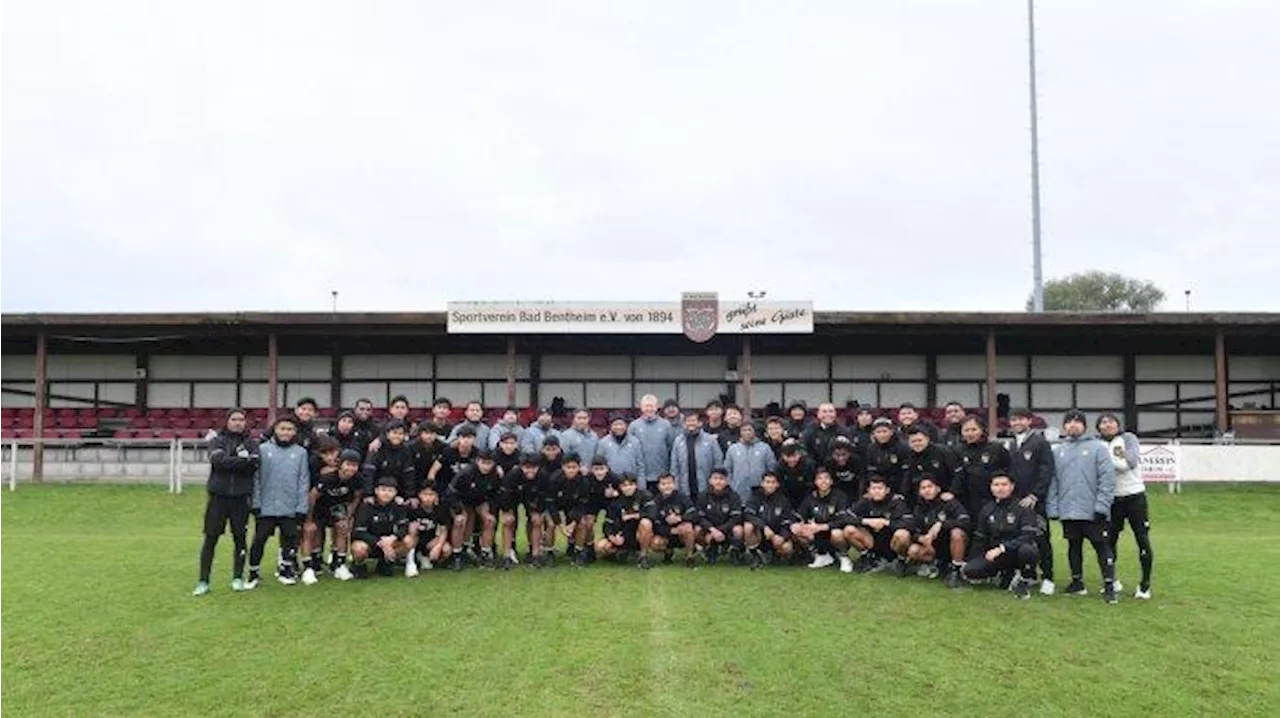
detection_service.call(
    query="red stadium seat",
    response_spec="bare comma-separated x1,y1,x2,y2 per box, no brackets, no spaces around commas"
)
0,429,13,439
113,429,134,439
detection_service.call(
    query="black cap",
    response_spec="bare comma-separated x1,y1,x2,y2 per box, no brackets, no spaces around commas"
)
787,400,807,412
337,410,356,421
519,452,541,466
542,435,560,446
1063,409,1088,426
339,449,362,464
455,425,477,437
375,476,399,489
608,412,629,424
662,398,680,409
710,466,728,477
475,448,494,460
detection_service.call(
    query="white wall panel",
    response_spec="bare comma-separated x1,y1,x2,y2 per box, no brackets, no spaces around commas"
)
1076,383,1124,408
1181,411,1215,428
1135,355,1213,381
1178,383,1216,409
483,382,530,407
239,383,282,408
341,383,388,408
938,382,981,408
1,384,35,407
1138,412,1177,432
683,383,728,407
1230,383,1275,408
539,383,585,409
782,382,830,407
241,355,330,381
48,383,96,407
46,355,136,380
1230,356,1280,381
2,356,35,381
750,383,783,409
831,382,879,406
937,356,984,380
149,383,191,408
1032,355,1122,380
1032,383,1073,407
341,355,433,380
584,383,631,408
286,383,332,408
632,383,677,405
193,383,237,408
151,356,235,380
394,382,445,404
634,356,725,381
752,355,828,381
100,383,136,405
437,354,527,380
997,355,1028,380
832,355,926,380
996,382,1029,409
542,355,629,380
1136,384,1177,406
880,383,927,407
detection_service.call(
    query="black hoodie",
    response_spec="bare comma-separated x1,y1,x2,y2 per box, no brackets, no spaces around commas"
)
206,415,260,497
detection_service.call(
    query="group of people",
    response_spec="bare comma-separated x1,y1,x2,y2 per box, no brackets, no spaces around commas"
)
194,394,1155,603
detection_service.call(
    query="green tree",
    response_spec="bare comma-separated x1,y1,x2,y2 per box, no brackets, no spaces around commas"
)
1028,271,1166,312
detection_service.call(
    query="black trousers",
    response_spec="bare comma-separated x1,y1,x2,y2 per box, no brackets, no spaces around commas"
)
963,543,1038,581
1109,493,1154,589
199,494,251,582
1062,519,1115,583
248,515,300,570
1034,505,1055,581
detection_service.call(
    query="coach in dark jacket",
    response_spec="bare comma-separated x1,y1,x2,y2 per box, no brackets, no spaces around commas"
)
1009,408,1057,589
195,409,261,594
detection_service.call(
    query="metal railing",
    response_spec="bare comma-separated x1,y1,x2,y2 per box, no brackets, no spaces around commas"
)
1,437,209,493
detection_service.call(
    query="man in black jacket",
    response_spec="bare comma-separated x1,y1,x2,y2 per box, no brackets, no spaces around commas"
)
292,397,320,452
1009,407,1057,594
962,473,1043,600
901,427,961,504
194,409,260,596
695,468,744,565
361,420,417,497
802,402,850,463
742,472,796,568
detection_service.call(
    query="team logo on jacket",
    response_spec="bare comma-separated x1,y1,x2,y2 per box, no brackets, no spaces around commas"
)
1024,450,1032,461
682,292,719,343
1006,514,1016,524
889,455,898,464
981,453,990,464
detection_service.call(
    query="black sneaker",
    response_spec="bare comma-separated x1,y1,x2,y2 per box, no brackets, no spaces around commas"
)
352,563,369,580
944,567,966,589
728,547,745,566
748,550,763,570
375,560,395,577
637,555,652,570
574,550,589,568
706,545,720,566
1066,579,1088,596
685,554,698,568
662,550,674,565
479,551,495,569
1103,583,1119,604
529,554,544,569
450,554,466,572
891,559,909,578
500,556,516,571
1013,577,1032,600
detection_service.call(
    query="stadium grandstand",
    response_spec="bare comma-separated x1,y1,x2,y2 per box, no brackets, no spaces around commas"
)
3,309,1277,452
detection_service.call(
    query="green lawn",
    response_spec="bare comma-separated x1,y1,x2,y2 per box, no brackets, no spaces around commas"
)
3,484,1279,717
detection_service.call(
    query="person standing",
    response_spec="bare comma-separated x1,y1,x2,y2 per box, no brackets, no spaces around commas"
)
1047,410,1119,604
246,416,311,589
801,402,850,464
194,409,260,596
669,412,725,499
1097,413,1153,599
629,395,674,489
488,408,525,451
521,407,560,454
559,409,599,469
1009,408,1057,594
724,423,776,501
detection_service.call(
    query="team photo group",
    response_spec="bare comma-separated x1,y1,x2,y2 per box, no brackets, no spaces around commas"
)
195,393,1155,603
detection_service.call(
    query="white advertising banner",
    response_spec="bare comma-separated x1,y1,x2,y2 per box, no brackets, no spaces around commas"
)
446,298,813,339
1139,443,1181,484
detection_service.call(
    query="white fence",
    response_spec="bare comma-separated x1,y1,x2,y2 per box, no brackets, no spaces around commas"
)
2,438,1279,493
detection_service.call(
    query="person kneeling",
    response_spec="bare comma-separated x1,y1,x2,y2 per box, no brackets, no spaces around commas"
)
742,472,796,569
407,483,451,573
908,475,971,588
594,474,656,569
844,475,913,575
350,478,415,578
650,473,698,567
792,468,851,570
694,469,744,566
962,473,1043,600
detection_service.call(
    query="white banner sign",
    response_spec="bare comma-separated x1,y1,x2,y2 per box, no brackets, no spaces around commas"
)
1139,443,1181,483
446,299,814,337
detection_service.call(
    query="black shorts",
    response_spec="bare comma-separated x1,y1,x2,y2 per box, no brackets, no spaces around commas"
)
451,495,492,514
313,501,353,526
653,519,689,539
864,527,893,555
1110,493,1150,534
1062,518,1108,544
204,494,251,537
609,530,639,552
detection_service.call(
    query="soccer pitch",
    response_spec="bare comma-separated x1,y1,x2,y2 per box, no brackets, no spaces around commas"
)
2,485,1278,717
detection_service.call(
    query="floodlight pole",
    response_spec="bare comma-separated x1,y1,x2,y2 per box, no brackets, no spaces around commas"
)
1028,0,1045,313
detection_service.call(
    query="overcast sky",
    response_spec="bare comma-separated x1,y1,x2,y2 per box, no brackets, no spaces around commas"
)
3,1,1277,313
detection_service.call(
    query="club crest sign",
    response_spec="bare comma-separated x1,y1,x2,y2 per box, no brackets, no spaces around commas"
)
681,292,720,343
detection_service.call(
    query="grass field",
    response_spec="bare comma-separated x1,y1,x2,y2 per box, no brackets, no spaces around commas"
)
3,484,1279,717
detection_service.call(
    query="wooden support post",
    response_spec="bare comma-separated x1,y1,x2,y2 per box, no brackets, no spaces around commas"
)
33,331,48,483
741,336,753,414
1123,353,1137,432
985,330,998,433
506,337,518,408
267,333,279,426
1215,330,1228,433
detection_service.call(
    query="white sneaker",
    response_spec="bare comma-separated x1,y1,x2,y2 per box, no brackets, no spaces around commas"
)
839,556,854,574
1134,587,1151,600
1040,579,1056,596
507,550,520,565
1100,580,1124,594
405,560,419,578
301,568,319,586
277,572,297,586
333,564,354,581
244,577,260,590
807,553,835,569
417,554,433,570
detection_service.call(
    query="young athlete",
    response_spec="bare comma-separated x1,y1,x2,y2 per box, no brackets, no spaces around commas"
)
1098,413,1153,599
942,401,967,449
493,431,522,476
422,397,454,438
309,435,341,489
844,475,913,574
548,454,593,566
907,475,970,587
447,400,490,448
301,448,362,584
581,456,620,549
896,402,939,443
292,397,319,452
762,417,789,460
649,472,698,566
792,468,851,569
331,411,365,458
824,435,864,498
488,408,525,451
864,418,908,497
1048,410,1118,603
428,424,479,490
724,422,775,501
194,409,260,596
801,402,851,463
351,477,414,578
362,419,417,497
521,407,560,454
694,468,744,565
559,410,599,471
498,452,549,568
776,441,816,507
962,473,1043,600
445,448,501,569
537,436,566,556
1010,407,1057,594
246,416,311,588
784,400,811,439
406,483,451,571
956,415,1012,518
597,414,642,478
366,395,412,454
595,473,656,568
742,471,796,569
902,426,960,505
